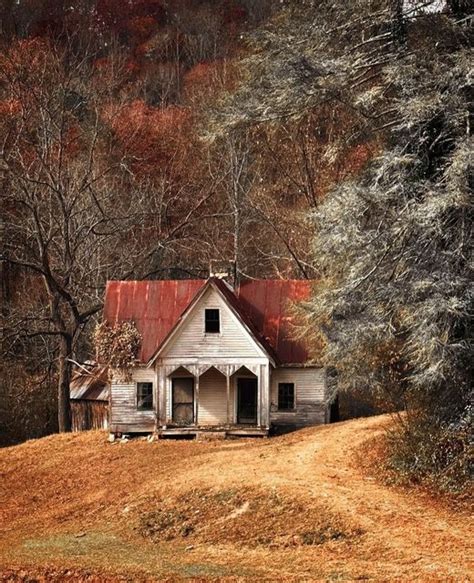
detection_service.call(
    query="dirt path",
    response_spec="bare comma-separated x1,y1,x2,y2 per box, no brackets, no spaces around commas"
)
0,415,472,581
266,417,472,581
156,415,472,581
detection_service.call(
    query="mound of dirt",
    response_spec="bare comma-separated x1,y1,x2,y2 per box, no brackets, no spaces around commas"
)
136,486,363,548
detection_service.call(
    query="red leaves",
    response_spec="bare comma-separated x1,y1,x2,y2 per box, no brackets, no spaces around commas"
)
0,37,52,77
95,0,165,35
104,100,191,173
183,60,236,102
127,15,158,44
183,62,216,101
0,99,22,118
345,143,377,176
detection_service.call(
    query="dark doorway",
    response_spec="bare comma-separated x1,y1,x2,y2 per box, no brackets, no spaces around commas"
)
172,377,194,425
237,378,258,424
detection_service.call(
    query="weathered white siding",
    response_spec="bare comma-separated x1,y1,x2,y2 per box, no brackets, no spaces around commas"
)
198,368,234,425
270,367,327,426
110,367,156,432
159,287,263,360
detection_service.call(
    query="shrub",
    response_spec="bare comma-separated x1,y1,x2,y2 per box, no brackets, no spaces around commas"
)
385,409,472,493
93,321,141,381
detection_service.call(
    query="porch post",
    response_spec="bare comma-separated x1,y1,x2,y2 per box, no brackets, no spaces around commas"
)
226,371,231,425
260,363,270,429
256,366,261,428
154,366,159,433
159,367,167,427
194,374,200,426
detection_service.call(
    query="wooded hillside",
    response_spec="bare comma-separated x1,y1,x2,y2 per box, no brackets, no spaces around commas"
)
0,1,472,492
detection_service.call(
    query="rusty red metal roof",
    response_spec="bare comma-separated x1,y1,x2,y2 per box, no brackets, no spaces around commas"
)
236,279,312,365
104,278,312,364
104,280,205,363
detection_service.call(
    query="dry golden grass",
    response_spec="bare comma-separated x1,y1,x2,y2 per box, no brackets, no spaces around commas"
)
0,415,472,582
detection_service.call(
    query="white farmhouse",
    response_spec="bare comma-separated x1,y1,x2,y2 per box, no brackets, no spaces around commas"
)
103,277,334,437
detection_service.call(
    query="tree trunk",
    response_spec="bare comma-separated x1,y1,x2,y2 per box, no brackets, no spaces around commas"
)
391,0,406,46
233,196,240,286
58,334,73,432
447,0,469,15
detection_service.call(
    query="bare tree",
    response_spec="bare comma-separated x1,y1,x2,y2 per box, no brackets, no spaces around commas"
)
0,36,215,431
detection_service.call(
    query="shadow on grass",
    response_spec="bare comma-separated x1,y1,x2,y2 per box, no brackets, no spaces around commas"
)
20,531,255,579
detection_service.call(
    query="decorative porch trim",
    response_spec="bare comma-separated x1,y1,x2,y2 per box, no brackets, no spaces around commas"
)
156,361,269,430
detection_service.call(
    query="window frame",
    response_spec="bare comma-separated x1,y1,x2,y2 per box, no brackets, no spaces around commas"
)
277,382,296,411
204,308,220,334
136,381,154,411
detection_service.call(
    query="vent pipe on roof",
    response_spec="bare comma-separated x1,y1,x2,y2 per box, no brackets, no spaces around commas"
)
209,260,237,288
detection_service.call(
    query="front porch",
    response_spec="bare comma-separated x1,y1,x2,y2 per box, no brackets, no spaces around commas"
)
156,361,271,434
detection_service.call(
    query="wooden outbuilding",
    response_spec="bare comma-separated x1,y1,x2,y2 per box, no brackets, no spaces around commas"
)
70,362,109,431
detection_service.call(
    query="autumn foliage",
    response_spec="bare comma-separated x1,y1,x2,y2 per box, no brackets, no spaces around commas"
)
1,0,383,443
104,100,191,173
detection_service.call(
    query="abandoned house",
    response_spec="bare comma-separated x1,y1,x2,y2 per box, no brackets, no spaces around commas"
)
103,277,335,437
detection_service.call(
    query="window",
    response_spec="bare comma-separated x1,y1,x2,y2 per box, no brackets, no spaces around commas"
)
137,382,153,410
205,308,220,333
278,383,295,411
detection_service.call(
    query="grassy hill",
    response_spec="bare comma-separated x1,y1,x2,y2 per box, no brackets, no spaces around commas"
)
0,416,471,582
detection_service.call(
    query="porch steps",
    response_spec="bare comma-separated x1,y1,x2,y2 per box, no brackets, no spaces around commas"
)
196,431,227,441
158,426,269,439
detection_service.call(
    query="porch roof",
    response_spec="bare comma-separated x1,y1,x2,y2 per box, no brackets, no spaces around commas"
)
70,362,109,401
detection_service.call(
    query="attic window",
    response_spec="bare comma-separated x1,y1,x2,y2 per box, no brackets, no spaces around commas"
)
205,309,220,333
137,382,153,410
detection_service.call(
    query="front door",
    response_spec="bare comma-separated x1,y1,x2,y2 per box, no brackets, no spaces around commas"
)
172,377,194,425
237,378,258,424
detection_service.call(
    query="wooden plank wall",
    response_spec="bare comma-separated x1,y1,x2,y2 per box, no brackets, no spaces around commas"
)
160,287,263,359
270,367,327,426
110,367,156,432
71,401,109,431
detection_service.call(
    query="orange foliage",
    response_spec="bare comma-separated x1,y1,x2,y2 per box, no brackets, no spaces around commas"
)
63,124,83,158
125,58,141,76
345,143,377,176
104,100,191,173
183,60,235,102
126,15,158,44
93,57,110,71
0,37,52,76
95,0,165,36
0,99,22,118
183,62,216,95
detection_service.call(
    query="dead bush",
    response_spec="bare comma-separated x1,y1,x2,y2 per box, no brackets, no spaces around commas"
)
384,411,472,493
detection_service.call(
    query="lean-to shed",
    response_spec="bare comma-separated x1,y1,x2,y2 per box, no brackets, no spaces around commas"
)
70,362,109,431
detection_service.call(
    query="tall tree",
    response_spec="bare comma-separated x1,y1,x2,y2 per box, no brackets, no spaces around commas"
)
299,5,472,485
0,37,214,431
209,0,472,485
